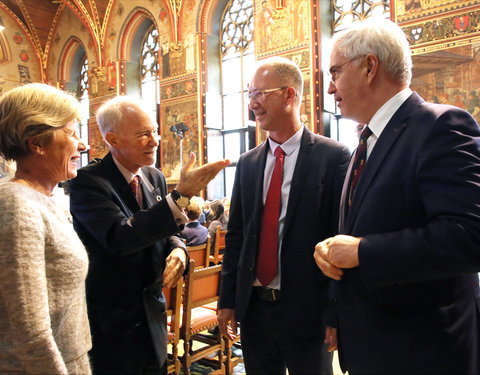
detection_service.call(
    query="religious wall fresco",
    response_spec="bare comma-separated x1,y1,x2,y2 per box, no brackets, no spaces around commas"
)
161,78,197,100
46,7,94,84
159,33,197,79
254,0,310,57
160,98,201,183
396,0,477,23
411,41,480,124
396,0,480,54
0,8,41,94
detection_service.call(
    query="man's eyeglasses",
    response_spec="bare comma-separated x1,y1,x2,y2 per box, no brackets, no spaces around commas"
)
327,56,363,84
247,86,288,103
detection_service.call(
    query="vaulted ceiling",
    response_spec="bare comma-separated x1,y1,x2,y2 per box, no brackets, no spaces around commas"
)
0,0,113,68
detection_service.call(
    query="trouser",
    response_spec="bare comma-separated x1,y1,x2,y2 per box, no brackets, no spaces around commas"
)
240,291,333,375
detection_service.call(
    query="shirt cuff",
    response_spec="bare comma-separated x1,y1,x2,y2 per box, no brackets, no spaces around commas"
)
166,194,189,226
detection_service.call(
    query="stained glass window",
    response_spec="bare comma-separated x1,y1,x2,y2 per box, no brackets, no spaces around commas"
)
140,25,159,122
78,56,89,167
332,0,390,33
221,0,255,131
327,0,390,151
219,0,255,198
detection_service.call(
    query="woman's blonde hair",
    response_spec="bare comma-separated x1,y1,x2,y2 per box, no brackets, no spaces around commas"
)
0,83,81,161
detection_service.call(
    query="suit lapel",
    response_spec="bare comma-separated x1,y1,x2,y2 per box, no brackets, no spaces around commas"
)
283,128,312,236
346,93,423,232
140,168,164,209
254,143,269,225
102,153,139,212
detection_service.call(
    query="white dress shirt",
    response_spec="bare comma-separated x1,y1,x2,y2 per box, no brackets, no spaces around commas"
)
112,156,187,226
254,125,304,289
366,88,413,159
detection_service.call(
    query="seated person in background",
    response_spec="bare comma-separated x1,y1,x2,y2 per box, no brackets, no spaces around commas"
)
197,201,207,226
201,200,212,226
181,196,208,246
207,199,228,237
222,197,230,221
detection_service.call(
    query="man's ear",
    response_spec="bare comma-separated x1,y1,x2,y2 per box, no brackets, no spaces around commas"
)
285,86,297,106
105,132,118,147
365,54,379,80
27,137,45,155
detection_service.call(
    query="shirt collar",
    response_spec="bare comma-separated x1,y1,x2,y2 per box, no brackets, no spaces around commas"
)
111,155,153,192
267,125,303,156
368,88,412,139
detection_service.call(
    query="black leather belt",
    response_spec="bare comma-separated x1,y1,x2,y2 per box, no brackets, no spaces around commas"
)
253,286,281,302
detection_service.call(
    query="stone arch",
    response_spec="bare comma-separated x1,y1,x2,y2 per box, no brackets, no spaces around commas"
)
118,7,158,61
58,36,87,94
117,7,159,95
0,31,11,65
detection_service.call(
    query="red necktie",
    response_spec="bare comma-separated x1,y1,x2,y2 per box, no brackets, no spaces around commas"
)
129,175,141,203
348,126,372,206
256,146,285,286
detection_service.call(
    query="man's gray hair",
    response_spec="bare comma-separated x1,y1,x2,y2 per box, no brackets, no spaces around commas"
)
96,96,147,137
332,18,412,85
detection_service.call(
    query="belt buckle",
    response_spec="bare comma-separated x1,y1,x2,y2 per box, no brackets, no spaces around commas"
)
270,288,277,302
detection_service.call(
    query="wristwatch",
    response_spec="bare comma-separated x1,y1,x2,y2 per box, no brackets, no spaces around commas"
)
171,189,190,208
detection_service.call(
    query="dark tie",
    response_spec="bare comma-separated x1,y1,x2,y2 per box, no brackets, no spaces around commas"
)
256,146,285,286
348,126,372,206
129,175,141,204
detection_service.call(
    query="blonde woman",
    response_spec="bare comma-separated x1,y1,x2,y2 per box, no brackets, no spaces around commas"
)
0,83,91,374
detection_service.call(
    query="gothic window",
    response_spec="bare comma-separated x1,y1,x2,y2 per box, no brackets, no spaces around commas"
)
140,25,159,122
327,0,390,151
332,0,390,33
221,0,255,131
219,0,255,197
78,56,89,167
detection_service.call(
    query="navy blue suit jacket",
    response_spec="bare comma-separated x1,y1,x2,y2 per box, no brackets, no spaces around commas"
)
219,127,350,337
337,92,480,374
181,221,208,246
70,153,185,372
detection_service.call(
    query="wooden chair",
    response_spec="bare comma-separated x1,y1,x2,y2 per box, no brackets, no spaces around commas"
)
209,228,227,265
186,237,211,269
223,334,243,375
180,259,225,375
163,277,183,375
200,297,243,375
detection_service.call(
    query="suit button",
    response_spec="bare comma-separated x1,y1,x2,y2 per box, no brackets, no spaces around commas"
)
248,267,253,272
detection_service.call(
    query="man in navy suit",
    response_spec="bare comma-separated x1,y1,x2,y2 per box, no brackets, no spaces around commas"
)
70,96,229,374
314,18,480,375
218,57,350,375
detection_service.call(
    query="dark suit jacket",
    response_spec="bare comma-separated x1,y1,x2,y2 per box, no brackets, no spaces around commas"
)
337,92,480,375
181,221,208,246
69,153,186,372
219,127,350,338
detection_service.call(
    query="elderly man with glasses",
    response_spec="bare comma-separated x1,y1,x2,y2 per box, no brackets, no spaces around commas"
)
218,56,350,375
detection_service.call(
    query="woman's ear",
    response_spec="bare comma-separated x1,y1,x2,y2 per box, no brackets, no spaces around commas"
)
27,137,45,155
